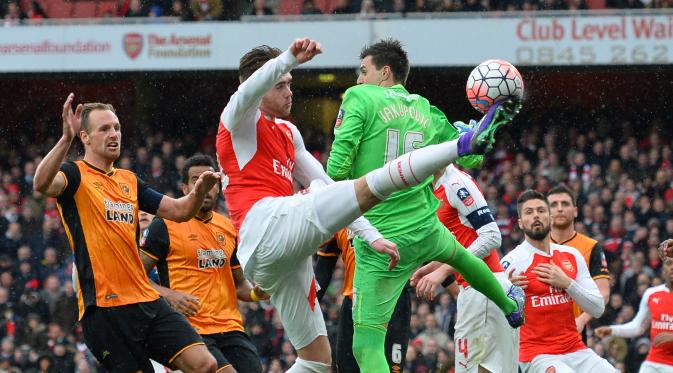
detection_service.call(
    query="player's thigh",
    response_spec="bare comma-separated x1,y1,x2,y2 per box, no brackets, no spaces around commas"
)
420,222,467,264
216,331,264,373
482,286,519,373
251,193,332,275
336,297,359,373
144,298,205,367
352,238,416,326
385,285,411,372
568,348,618,372
268,256,327,350
639,361,673,373
454,287,490,373
524,354,575,373
455,272,517,373
80,305,154,373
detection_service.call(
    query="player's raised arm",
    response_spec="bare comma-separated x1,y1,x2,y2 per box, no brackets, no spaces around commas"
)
34,93,83,197
221,38,322,133
154,171,221,222
596,287,652,339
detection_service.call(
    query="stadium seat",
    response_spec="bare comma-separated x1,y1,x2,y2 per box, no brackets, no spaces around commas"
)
586,0,606,8
70,1,97,17
45,0,73,18
278,0,333,14
278,0,302,14
96,0,116,16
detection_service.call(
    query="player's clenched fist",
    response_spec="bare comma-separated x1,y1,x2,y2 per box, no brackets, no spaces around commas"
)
289,38,322,64
594,326,612,339
658,239,673,259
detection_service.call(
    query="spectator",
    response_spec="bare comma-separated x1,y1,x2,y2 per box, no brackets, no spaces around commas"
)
332,0,356,13
52,280,76,334
2,223,25,259
24,1,47,20
462,0,487,11
168,0,192,20
51,343,74,372
3,2,24,25
435,0,463,11
121,0,146,17
358,0,376,17
248,0,273,15
15,314,47,354
387,0,406,12
15,288,49,323
28,220,61,263
34,354,54,373
39,275,61,317
300,0,323,14
190,0,223,20
411,0,431,11
416,314,449,355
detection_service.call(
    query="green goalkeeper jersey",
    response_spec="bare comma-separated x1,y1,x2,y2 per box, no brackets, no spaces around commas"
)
327,84,482,238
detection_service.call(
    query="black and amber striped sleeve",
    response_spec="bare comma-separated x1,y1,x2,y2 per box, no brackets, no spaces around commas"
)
230,244,240,270
136,176,163,215
56,161,80,203
317,237,340,257
589,243,610,280
141,217,170,262
315,238,340,302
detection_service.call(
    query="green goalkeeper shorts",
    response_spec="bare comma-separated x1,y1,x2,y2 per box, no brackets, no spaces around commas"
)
351,219,463,325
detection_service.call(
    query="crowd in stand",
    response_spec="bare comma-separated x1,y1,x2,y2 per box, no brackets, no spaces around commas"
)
0,106,669,372
2,0,669,24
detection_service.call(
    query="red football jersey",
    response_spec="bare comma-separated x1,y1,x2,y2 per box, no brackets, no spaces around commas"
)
501,241,595,362
217,115,295,230
611,284,673,366
434,165,503,287
215,51,299,231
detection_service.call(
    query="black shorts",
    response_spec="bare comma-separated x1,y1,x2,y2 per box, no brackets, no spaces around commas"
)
201,330,262,373
336,285,411,373
81,298,203,373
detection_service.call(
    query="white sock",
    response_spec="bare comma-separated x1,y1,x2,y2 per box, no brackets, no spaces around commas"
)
366,140,459,199
286,358,330,373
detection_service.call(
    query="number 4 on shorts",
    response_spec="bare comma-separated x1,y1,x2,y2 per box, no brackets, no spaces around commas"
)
457,338,469,359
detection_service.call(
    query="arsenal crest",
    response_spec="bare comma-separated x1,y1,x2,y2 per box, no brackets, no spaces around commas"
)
123,33,143,60
561,259,574,272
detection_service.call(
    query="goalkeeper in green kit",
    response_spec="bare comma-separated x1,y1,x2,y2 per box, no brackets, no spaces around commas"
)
327,39,525,373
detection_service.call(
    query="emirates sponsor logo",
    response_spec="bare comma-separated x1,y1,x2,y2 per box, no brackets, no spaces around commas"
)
123,33,143,59
531,293,572,307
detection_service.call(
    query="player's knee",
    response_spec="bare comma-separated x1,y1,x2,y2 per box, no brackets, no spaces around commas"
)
355,177,382,211
203,355,218,373
190,354,218,373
